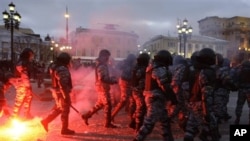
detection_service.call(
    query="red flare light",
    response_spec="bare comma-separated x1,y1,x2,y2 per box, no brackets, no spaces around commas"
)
0,117,47,141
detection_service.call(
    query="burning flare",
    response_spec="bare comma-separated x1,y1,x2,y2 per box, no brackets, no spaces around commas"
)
0,117,47,141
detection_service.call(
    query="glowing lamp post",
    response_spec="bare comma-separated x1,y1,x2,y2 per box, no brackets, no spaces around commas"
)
65,6,69,47
2,2,21,72
176,19,192,58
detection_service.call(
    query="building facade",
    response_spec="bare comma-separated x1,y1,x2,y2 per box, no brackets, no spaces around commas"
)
0,25,52,64
198,16,250,58
71,25,139,62
141,34,229,58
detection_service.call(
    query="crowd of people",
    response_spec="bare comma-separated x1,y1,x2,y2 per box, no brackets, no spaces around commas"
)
0,47,250,141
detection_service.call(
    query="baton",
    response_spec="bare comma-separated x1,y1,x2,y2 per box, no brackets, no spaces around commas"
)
70,105,82,116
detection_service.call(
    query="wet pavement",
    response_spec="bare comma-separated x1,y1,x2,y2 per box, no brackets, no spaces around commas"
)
0,69,248,141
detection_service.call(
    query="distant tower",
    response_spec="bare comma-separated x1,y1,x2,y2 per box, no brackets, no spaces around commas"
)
65,6,69,45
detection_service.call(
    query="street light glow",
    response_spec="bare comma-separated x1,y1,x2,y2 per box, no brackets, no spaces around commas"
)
2,2,21,72
65,13,69,18
176,18,192,58
9,2,15,12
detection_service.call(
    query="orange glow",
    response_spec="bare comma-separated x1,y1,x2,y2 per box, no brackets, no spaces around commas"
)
9,119,27,139
0,110,3,117
0,117,47,141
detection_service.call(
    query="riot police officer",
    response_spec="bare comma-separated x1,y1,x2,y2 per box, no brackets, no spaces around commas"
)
81,49,118,128
184,48,220,141
12,48,34,119
41,52,75,135
133,50,174,141
129,53,150,132
111,54,136,122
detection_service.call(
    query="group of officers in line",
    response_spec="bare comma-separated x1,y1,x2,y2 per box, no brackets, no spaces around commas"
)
0,47,250,141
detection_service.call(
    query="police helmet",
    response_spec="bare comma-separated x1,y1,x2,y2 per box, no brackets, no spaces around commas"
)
98,49,111,58
154,50,173,66
57,52,71,65
137,53,150,66
173,55,186,66
197,48,216,66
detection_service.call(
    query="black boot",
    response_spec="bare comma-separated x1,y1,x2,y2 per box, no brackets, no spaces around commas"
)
104,122,117,128
82,107,100,125
104,111,117,128
40,120,49,132
61,116,75,135
61,128,75,135
104,116,117,128
40,109,61,132
81,111,92,125
129,118,136,129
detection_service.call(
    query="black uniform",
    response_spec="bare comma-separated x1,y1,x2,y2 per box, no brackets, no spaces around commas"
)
184,48,220,141
81,49,118,128
133,50,174,141
12,48,34,119
129,53,150,131
41,52,75,135
234,60,250,124
111,54,136,121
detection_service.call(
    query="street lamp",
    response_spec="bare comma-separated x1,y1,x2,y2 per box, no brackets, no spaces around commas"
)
176,19,192,58
60,45,72,52
2,2,21,72
65,6,69,46
62,6,72,54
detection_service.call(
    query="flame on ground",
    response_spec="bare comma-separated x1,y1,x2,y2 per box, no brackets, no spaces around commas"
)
0,117,47,141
